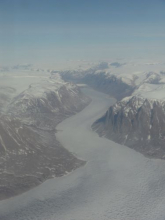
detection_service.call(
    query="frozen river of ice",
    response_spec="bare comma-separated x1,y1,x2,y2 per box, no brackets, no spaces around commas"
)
1,88,165,220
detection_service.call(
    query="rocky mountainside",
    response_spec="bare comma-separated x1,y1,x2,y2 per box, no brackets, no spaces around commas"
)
60,62,165,101
60,61,165,159
93,96,165,159
8,76,90,129
82,71,135,100
0,73,90,200
60,65,135,100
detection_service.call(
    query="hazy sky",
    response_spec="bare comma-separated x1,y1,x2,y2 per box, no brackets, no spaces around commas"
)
0,0,165,68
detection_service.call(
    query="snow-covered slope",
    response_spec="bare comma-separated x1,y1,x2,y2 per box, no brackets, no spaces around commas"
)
62,60,165,159
8,75,90,129
60,60,165,100
0,73,90,200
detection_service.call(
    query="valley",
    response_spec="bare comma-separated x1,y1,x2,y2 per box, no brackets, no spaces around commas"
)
1,88,165,220
60,61,165,159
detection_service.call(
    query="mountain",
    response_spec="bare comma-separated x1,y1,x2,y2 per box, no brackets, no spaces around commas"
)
81,71,135,100
93,96,165,159
8,76,90,129
60,65,135,100
60,61,165,159
0,73,90,200
60,61,165,100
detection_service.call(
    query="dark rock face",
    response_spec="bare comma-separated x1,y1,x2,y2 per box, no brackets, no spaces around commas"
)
0,81,90,200
82,73,134,100
60,70,134,100
93,96,165,159
8,84,90,129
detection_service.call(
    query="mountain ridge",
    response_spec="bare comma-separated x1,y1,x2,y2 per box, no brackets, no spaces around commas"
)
0,74,91,200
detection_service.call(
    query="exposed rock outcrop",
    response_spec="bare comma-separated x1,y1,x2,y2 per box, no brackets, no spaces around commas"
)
93,96,165,159
61,70,135,100
0,75,91,200
82,72,134,100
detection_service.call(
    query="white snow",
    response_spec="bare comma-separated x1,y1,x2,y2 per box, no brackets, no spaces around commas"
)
1,88,165,220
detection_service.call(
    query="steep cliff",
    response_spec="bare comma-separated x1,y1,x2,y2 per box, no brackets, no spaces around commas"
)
93,96,165,159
